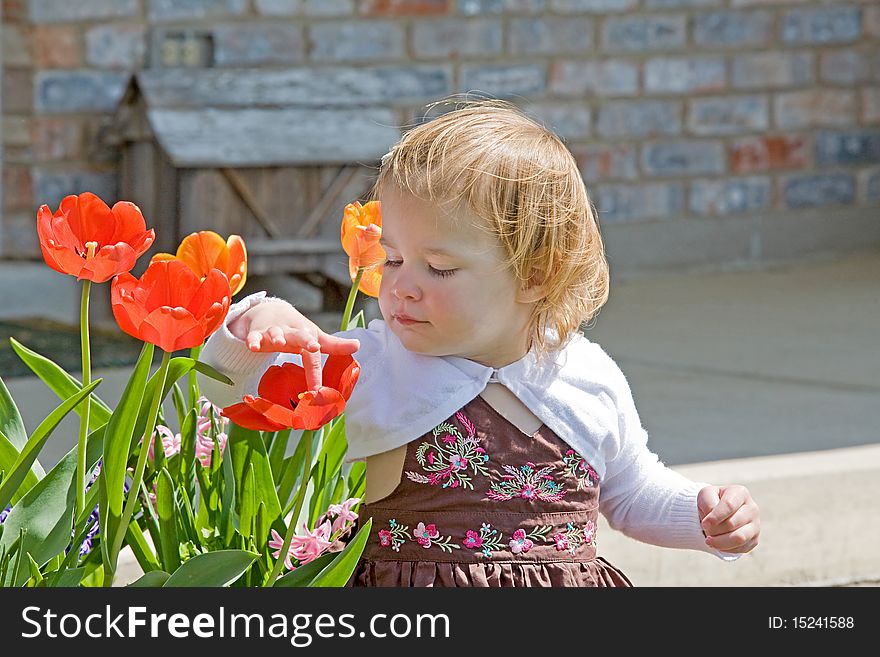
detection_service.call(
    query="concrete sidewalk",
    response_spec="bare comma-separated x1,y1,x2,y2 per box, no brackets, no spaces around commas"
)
4,247,879,585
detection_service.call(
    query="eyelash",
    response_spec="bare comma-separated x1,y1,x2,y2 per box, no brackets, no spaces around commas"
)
383,259,457,278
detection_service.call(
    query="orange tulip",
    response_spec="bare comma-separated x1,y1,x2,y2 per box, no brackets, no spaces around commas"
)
111,259,231,353
37,192,155,283
340,201,384,298
222,354,360,432
151,230,247,296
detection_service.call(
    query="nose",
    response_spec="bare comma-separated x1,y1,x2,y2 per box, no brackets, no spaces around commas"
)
392,274,421,301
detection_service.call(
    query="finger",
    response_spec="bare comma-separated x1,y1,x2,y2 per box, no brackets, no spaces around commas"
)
275,327,320,353
703,504,754,537
701,486,748,529
300,348,323,391
705,522,759,553
266,326,286,347
246,330,266,351
317,333,361,355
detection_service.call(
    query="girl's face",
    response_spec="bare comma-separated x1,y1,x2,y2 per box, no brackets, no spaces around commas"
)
377,187,542,368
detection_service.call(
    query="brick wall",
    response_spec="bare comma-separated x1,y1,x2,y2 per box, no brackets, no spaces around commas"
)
2,0,879,266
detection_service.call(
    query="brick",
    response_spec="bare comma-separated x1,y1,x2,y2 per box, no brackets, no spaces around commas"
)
690,176,771,216
646,0,720,7
309,22,405,62
3,69,33,113
864,89,880,124
601,16,686,53
782,173,855,209
551,0,637,11
571,144,637,183
774,90,856,129
33,25,82,69
644,57,726,95
3,116,31,146
729,135,809,174
35,70,129,113
148,0,248,22
732,52,814,90
213,24,305,66
459,64,546,97
642,140,726,177
863,169,880,203
458,0,545,14
867,5,880,39
523,102,591,140
3,25,32,67
256,0,354,16
3,0,28,23
412,19,502,58
33,169,118,211
781,7,862,46
594,182,684,222
31,116,85,161
30,0,138,23
2,165,33,212
687,96,769,136
509,18,593,55
820,48,880,85
596,100,681,138
85,25,147,70
816,131,880,168
550,60,637,97
361,0,450,15
693,11,772,49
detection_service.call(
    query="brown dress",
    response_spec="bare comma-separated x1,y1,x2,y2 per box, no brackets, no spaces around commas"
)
348,394,633,587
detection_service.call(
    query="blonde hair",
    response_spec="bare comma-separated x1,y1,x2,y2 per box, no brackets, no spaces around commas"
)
373,99,609,358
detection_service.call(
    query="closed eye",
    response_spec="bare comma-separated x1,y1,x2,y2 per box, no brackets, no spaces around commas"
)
383,259,457,278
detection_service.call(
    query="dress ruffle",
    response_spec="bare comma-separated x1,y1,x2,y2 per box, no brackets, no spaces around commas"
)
350,556,632,587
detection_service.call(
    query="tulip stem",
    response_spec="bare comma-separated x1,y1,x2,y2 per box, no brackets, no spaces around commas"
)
76,280,93,521
265,429,314,586
188,344,202,408
109,350,172,581
340,267,364,332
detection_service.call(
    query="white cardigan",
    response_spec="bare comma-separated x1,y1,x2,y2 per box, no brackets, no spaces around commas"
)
199,291,740,561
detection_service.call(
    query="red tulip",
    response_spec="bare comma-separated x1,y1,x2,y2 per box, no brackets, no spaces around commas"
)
222,354,360,432
111,259,231,353
37,192,155,283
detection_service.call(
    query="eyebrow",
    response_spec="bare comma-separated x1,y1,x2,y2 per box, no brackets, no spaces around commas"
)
379,238,457,257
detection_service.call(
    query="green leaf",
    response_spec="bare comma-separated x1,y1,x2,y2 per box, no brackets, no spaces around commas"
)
162,550,258,587
0,431,41,507
101,341,154,566
9,338,112,430
0,376,29,452
0,379,101,511
128,570,170,587
307,518,371,588
53,567,85,587
125,521,161,573
228,423,282,531
239,463,256,541
268,429,291,486
156,468,181,573
273,551,338,587
317,416,347,483
192,360,234,386
0,426,104,587
346,309,366,330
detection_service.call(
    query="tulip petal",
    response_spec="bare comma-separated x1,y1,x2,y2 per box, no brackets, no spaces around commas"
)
226,235,247,295
72,192,116,246
79,242,138,283
111,273,149,339
319,354,360,401
258,362,308,407
222,399,290,433
108,201,148,244
141,259,202,310
177,231,229,277
140,306,205,352
292,387,347,430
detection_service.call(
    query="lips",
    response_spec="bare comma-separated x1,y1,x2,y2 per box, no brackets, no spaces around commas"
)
394,313,425,324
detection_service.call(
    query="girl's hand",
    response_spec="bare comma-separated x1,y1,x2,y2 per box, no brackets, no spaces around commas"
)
697,484,760,554
229,300,360,391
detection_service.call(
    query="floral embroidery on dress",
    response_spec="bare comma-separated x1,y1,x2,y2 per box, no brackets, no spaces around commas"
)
405,411,490,490
377,519,460,553
562,449,599,491
550,520,597,556
461,523,553,558
486,462,566,502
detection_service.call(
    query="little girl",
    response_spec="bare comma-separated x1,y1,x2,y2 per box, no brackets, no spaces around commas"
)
199,100,760,587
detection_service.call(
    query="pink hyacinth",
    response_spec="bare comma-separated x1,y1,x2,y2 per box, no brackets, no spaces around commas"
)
143,425,181,461
195,431,228,467
289,521,333,565
269,529,297,571
324,497,360,534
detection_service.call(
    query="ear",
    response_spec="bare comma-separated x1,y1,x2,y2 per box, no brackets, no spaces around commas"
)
516,269,548,305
